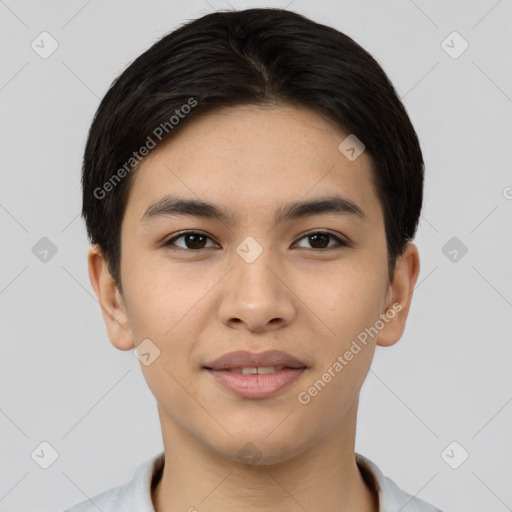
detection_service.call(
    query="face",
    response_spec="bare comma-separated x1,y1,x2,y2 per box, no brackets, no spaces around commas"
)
89,104,418,465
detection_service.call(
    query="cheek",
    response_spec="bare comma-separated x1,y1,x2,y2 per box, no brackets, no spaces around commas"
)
299,260,387,341
293,260,386,411
122,256,205,337
123,260,213,382
297,311,378,429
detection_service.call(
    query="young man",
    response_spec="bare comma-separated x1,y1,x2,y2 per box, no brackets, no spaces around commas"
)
66,7,444,512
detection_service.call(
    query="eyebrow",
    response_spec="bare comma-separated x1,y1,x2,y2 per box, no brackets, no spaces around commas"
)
140,194,367,226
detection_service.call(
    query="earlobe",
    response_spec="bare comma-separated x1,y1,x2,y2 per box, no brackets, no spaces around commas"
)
87,244,135,351
376,242,420,348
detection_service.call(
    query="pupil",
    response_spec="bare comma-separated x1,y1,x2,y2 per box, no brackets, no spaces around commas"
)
187,234,205,249
310,234,328,249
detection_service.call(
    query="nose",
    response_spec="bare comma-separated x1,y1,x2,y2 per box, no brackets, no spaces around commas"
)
217,241,297,333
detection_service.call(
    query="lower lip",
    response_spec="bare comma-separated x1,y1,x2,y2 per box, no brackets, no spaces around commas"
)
206,368,306,399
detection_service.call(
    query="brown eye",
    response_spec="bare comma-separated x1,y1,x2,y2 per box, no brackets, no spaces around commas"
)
294,231,348,250
308,233,330,249
164,231,217,250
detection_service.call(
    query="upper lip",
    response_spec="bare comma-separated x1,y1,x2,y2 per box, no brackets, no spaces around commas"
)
203,350,308,370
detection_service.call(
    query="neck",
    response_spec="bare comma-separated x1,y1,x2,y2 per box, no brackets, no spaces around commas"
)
152,399,378,512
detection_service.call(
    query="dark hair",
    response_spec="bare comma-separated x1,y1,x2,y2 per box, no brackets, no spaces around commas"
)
82,7,424,293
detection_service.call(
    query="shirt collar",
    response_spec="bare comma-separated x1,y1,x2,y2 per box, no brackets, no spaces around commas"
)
126,451,441,512
355,453,442,512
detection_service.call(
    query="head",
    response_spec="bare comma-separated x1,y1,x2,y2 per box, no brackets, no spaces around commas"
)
85,8,422,463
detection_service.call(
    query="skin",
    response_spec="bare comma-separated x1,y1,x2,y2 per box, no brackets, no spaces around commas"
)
88,104,420,512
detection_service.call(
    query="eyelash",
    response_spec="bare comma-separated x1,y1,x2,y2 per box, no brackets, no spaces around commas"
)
162,230,349,252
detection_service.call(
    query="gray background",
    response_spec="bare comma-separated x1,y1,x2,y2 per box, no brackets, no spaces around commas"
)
1,0,511,511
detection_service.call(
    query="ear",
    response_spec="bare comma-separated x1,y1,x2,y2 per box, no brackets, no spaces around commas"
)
87,244,135,351
377,242,420,347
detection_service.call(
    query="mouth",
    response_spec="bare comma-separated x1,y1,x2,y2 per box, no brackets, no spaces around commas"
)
203,349,308,371
221,366,289,374
203,350,308,399
204,367,307,399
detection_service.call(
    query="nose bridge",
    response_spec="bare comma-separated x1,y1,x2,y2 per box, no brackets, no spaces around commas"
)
235,235,279,289
218,234,296,330
233,234,283,297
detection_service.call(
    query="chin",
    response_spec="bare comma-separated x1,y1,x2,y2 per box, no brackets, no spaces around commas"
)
208,434,306,468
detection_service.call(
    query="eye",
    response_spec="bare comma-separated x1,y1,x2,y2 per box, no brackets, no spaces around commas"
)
162,230,349,252
162,231,218,251
293,231,349,250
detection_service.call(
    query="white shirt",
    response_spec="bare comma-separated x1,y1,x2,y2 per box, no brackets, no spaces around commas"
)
63,451,444,512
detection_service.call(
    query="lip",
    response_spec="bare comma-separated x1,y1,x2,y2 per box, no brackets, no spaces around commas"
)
203,349,307,371
206,368,306,399
203,350,308,399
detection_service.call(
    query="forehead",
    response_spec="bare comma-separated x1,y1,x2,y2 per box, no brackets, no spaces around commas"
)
123,104,383,227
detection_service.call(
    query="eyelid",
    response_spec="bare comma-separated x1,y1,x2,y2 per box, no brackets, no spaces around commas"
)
162,230,219,249
292,230,350,249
